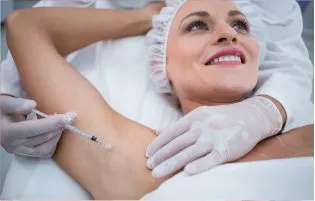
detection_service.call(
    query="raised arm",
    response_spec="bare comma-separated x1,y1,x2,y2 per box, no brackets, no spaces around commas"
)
6,6,165,199
1,0,96,98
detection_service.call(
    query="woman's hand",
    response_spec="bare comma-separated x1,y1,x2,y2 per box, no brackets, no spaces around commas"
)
140,1,165,19
146,96,283,178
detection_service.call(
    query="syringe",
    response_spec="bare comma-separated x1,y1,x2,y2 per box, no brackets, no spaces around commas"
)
33,109,112,150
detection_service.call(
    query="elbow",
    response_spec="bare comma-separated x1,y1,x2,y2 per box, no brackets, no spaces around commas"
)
5,9,39,48
6,10,25,38
5,10,21,28
6,10,27,49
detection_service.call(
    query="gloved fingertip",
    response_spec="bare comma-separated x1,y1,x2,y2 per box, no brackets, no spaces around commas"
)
152,168,164,179
146,144,153,157
63,112,77,124
27,99,37,109
184,164,198,175
145,149,150,158
146,158,155,169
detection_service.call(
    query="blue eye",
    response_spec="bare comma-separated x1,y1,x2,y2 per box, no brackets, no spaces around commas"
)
186,20,209,32
232,20,249,33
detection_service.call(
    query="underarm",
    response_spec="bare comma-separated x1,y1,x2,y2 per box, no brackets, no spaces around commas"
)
54,108,165,199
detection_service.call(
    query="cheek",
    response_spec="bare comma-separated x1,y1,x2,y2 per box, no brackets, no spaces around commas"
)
243,39,260,88
167,36,206,80
247,38,260,68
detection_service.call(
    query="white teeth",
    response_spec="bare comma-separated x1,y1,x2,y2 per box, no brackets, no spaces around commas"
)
209,55,242,65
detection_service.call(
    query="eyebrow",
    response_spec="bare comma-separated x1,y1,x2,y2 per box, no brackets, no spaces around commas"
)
228,10,246,17
181,9,246,23
181,11,210,23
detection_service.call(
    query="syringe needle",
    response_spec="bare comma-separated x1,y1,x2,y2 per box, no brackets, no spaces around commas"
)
94,139,113,150
33,109,113,150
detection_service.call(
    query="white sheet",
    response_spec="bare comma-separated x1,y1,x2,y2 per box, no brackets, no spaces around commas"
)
142,157,314,200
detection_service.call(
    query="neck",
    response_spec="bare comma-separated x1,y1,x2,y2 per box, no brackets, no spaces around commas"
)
180,97,242,115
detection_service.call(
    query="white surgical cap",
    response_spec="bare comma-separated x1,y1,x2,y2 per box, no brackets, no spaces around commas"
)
147,0,266,93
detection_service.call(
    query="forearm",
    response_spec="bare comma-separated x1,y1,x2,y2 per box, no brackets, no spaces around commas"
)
6,7,151,116
6,7,150,57
236,125,314,163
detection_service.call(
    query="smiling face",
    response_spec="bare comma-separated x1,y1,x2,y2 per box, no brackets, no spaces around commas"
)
166,0,259,107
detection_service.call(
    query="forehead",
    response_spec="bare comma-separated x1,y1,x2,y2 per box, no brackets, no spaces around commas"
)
175,0,239,20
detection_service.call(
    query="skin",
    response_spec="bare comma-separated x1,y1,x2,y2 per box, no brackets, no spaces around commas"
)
167,0,259,113
5,0,313,199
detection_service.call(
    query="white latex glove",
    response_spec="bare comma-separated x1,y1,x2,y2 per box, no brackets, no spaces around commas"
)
0,95,76,158
146,96,283,178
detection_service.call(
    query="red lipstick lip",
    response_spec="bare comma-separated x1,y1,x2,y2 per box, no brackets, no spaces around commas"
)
205,48,246,65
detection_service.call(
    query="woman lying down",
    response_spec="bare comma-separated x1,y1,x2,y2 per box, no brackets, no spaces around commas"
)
6,0,313,199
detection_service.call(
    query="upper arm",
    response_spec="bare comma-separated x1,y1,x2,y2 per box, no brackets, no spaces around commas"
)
7,11,159,198
1,0,94,97
6,9,114,119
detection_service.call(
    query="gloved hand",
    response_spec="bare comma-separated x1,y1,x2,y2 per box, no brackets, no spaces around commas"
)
146,96,283,178
0,95,76,158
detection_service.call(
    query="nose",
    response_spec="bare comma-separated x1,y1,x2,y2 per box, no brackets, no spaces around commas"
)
212,24,238,45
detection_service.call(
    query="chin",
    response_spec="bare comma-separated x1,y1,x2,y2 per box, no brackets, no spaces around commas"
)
208,82,256,100
216,76,257,91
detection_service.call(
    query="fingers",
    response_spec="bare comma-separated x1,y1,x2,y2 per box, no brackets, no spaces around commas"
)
147,129,200,169
2,114,73,141
184,150,224,175
146,116,191,157
33,135,62,158
14,135,61,158
0,96,37,115
17,131,62,148
14,146,38,157
151,141,213,178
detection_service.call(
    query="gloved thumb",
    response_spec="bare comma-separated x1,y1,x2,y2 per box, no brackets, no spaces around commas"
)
0,95,37,115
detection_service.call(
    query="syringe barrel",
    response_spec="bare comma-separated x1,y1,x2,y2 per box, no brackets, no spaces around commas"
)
65,124,92,139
